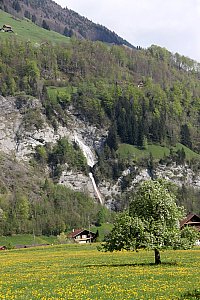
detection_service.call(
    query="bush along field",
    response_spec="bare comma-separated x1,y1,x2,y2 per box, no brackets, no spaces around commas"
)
0,244,199,300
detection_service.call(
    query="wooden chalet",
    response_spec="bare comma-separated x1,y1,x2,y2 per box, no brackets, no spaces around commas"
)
180,213,200,246
68,229,96,244
180,212,200,232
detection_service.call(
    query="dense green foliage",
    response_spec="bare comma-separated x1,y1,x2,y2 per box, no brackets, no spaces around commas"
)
0,176,107,236
0,38,200,151
0,40,200,151
0,153,108,236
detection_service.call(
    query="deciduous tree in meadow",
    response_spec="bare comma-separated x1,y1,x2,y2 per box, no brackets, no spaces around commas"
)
101,180,199,264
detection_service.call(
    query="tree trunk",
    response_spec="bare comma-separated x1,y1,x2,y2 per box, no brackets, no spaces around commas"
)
154,248,161,264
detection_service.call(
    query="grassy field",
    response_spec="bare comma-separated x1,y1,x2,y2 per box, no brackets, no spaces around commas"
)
0,244,199,299
0,234,56,247
118,143,200,161
46,86,74,103
0,10,70,45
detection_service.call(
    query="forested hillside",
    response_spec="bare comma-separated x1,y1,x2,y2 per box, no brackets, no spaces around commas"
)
0,153,102,236
1,16,200,235
1,38,200,150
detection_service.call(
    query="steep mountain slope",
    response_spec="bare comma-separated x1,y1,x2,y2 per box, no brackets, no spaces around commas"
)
0,0,134,47
0,8,200,235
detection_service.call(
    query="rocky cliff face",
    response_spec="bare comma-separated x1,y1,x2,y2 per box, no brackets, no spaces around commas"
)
0,95,107,202
0,95,106,158
1,95,200,208
98,163,200,208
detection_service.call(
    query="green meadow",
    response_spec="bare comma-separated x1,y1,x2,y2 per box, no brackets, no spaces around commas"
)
0,244,199,299
117,143,200,161
0,10,70,45
0,234,55,247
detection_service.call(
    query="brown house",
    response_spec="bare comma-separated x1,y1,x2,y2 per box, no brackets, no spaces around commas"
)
180,213,200,246
180,213,200,232
68,229,96,244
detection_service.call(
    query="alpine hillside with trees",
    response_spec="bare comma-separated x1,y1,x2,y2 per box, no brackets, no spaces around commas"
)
0,7,200,237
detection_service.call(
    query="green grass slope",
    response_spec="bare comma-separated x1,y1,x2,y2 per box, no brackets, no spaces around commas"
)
0,10,70,44
118,143,200,161
0,234,55,247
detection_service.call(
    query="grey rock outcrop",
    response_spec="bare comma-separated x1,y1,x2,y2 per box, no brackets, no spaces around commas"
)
0,95,107,201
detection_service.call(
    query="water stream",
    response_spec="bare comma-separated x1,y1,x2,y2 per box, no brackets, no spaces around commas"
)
89,172,103,205
74,134,103,204
74,135,95,167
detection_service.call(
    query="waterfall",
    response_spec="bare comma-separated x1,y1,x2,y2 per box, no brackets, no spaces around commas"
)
74,134,103,205
74,135,95,167
89,172,103,205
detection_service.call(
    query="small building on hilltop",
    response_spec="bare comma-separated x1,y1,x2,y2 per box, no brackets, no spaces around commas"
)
68,229,96,244
0,24,14,33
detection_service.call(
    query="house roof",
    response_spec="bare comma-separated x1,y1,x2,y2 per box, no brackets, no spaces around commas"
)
180,212,200,228
68,229,84,238
68,228,95,238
